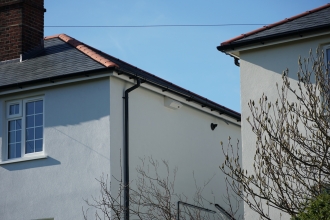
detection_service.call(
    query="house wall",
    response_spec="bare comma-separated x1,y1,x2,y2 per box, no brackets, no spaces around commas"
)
239,34,330,220
109,76,242,218
0,74,241,219
0,78,111,220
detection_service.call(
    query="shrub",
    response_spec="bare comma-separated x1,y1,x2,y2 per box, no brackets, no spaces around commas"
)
292,193,330,220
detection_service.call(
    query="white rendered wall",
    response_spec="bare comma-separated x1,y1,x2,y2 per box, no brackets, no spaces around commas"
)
0,78,111,220
109,76,242,218
239,34,330,220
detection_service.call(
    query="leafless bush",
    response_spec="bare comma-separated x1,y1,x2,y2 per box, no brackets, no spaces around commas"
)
84,155,226,219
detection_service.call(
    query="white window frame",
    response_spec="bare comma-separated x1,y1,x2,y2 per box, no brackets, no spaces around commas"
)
2,96,46,163
6,100,22,119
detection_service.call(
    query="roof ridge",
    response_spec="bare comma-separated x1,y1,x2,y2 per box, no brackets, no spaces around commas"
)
44,34,119,68
221,3,330,46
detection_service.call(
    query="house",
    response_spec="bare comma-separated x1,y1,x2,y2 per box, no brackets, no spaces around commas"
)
217,3,330,220
0,1,242,219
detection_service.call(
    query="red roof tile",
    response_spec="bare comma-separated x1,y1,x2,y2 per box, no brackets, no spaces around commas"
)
45,34,119,68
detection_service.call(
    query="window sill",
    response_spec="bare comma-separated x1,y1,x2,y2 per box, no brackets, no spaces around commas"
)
0,154,48,165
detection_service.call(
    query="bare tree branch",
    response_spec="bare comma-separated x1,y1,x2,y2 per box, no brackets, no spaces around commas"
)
84,154,224,219
220,47,330,219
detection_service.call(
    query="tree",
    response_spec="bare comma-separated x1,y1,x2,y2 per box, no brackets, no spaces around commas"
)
83,155,229,220
220,47,330,219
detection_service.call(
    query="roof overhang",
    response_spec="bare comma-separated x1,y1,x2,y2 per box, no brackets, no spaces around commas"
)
218,24,330,58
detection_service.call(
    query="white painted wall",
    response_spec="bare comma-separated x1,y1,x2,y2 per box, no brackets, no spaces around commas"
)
0,73,241,220
0,78,111,220
110,76,242,218
239,34,330,220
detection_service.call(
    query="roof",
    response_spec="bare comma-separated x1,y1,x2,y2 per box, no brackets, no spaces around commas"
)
218,3,330,51
0,34,241,121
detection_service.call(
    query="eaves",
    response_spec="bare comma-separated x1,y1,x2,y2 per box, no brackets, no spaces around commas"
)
218,24,330,56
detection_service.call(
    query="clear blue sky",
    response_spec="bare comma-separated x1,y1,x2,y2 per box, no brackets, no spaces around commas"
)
44,1,328,113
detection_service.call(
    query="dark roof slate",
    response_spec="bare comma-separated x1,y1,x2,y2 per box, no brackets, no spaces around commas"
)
0,38,104,87
236,7,330,42
218,3,330,51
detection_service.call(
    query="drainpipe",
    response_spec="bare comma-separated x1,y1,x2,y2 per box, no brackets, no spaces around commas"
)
123,78,141,220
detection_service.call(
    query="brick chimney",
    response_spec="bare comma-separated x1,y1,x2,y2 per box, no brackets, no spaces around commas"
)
0,0,46,62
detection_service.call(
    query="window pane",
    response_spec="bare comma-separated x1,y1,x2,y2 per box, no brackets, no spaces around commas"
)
26,141,34,153
8,144,16,159
16,143,21,157
35,100,43,114
16,119,21,129
10,105,16,115
26,115,34,128
8,121,15,131
35,127,43,139
8,118,22,159
15,104,19,114
26,128,34,141
26,102,34,115
8,131,15,144
24,100,43,156
35,139,43,152
35,114,43,127
16,130,21,142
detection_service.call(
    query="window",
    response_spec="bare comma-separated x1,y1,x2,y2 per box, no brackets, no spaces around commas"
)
6,97,44,160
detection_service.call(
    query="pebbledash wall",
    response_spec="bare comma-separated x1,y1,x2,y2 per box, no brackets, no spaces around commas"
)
0,73,242,219
0,77,111,219
239,34,330,220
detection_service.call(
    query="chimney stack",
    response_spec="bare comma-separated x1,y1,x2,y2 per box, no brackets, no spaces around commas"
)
0,0,46,62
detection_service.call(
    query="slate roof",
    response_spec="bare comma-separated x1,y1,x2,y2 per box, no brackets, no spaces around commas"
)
218,3,330,51
0,34,241,121
0,37,105,87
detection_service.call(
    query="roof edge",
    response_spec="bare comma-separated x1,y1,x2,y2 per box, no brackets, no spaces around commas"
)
44,34,119,68
220,3,330,46
217,24,330,51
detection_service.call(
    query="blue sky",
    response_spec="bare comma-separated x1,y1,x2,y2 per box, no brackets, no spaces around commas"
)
44,1,328,113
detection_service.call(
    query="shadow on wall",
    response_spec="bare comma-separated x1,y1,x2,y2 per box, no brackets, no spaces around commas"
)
45,78,110,128
0,157,60,171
